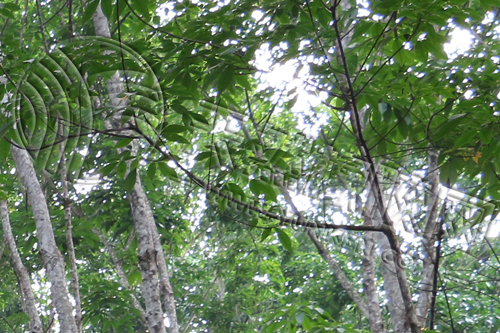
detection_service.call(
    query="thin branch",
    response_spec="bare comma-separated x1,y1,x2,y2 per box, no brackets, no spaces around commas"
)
331,1,419,331
58,119,82,332
429,203,446,329
35,0,50,53
436,271,456,332
92,228,147,323
42,0,69,25
137,123,384,233
485,238,500,265
354,20,421,97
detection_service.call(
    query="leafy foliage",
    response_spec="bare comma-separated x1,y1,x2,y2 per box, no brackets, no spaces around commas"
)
0,0,499,332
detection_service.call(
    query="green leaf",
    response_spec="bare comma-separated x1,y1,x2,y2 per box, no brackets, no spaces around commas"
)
157,162,178,180
181,71,192,88
453,130,476,149
116,162,127,180
346,53,358,73
162,125,189,134
130,1,151,22
3,3,21,11
0,121,13,140
147,163,157,181
164,132,190,144
124,168,137,192
223,182,246,200
195,151,212,161
218,196,228,213
100,0,113,19
101,162,118,177
217,64,234,93
82,0,100,24
0,139,10,161
249,179,278,201
171,104,188,114
478,129,492,144
188,111,209,125
0,8,15,19
261,227,274,242
439,160,458,185
277,229,293,253
127,270,142,287
302,316,312,330
115,137,133,149
275,158,291,172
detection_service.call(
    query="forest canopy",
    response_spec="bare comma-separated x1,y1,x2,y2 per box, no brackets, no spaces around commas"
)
0,0,500,332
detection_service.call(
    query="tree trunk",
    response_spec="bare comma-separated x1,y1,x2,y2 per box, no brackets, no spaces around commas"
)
128,176,167,333
11,145,77,333
59,139,82,332
1,199,44,333
307,229,371,319
93,227,148,323
92,5,179,332
152,226,179,333
362,230,385,333
415,151,441,326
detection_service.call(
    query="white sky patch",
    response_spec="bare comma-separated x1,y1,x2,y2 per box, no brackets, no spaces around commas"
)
157,3,177,23
357,0,371,17
253,273,270,283
463,89,475,99
251,9,265,22
332,211,348,226
253,45,328,138
444,27,474,59
291,194,313,211
486,215,500,238
74,174,100,194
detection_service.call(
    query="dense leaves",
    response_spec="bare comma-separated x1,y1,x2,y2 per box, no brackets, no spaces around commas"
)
0,0,499,332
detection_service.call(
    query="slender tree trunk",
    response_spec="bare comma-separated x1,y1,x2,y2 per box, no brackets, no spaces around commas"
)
152,226,179,333
128,175,167,333
362,230,385,333
415,151,440,326
327,0,420,329
376,229,408,332
92,5,179,332
279,189,371,320
93,228,148,323
306,229,371,319
360,171,386,333
59,138,82,332
364,168,408,333
1,199,44,333
11,145,77,333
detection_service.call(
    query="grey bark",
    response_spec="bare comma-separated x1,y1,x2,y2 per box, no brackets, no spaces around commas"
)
59,142,83,332
362,229,385,333
11,145,77,333
331,0,419,324
92,5,178,332
1,199,44,333
93,228,147,323
128,176,167,333
307,229,371,319
415,151,440,326
365,169,408,333
376,226,408,333
152,226,179,333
